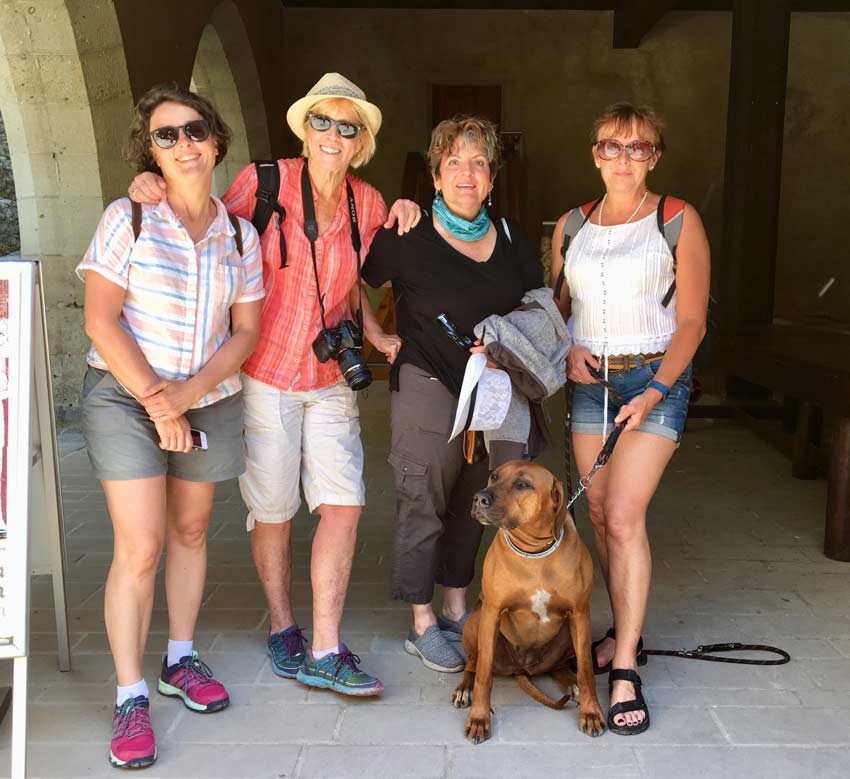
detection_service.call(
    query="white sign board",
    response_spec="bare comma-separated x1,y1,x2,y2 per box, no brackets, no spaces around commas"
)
0,258,71,779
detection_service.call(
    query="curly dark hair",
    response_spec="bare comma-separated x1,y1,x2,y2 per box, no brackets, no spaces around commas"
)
125,83,233,173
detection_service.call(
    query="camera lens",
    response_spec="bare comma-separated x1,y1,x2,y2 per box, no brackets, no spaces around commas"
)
337,348,372,391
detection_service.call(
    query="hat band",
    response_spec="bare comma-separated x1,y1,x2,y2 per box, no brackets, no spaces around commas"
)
313,86,363,100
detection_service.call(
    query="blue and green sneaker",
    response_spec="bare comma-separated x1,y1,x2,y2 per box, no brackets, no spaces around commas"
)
266,624,307,678
295,643,383,696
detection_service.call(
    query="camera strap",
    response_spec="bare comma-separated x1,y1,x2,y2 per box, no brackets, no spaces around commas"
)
300,160,365,338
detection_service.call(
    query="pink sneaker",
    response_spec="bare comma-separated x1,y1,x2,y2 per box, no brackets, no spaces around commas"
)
157,651,230,713
110,695,156,769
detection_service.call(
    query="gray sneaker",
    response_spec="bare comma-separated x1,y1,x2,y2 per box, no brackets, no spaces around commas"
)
437,612,469,643
404,625,465,673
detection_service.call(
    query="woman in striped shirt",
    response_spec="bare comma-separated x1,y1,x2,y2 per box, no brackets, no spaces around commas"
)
78,85,264,769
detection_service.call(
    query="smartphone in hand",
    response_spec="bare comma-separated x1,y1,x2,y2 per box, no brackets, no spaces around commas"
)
190,428,208,451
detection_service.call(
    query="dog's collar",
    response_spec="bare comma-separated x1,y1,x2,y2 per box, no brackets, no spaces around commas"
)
501,528,564,559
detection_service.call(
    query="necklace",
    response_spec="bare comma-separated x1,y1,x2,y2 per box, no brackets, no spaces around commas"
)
598,190,648,227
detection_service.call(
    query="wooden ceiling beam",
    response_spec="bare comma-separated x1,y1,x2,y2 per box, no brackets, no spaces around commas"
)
612,0,680,48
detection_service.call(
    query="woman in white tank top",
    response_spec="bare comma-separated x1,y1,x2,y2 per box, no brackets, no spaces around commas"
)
549,103,710,736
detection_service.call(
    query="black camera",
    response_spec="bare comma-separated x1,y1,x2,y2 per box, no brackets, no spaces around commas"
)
312,320,372,391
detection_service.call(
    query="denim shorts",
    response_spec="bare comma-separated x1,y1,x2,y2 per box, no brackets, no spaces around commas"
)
570,357,692,443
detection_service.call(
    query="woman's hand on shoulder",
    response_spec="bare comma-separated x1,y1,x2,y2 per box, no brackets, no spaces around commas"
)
566,345,600,384
128,172,167,204
154,414,193,453
384,199,422,235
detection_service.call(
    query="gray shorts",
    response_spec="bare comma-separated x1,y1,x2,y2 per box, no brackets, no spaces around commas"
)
81,367,245,482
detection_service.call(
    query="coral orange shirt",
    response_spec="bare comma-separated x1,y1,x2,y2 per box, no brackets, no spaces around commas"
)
223,158,387,391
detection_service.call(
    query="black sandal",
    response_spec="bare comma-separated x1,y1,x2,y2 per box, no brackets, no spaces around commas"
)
607,668,650,735
589,627,648,675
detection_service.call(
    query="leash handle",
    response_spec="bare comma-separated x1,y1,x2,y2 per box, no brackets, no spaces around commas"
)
644,643,790,666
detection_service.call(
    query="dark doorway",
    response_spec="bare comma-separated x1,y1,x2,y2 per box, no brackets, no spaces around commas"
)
432,84,502,126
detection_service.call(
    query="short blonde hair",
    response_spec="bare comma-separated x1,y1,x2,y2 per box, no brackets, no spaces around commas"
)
591,102,666,150
428,115,501,179
301,98,377,168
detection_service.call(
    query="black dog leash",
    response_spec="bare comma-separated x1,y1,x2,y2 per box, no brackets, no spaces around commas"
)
564,420,627,511
644,643,790,666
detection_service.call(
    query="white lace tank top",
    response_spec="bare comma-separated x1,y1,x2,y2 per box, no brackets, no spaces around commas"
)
563,210,676,356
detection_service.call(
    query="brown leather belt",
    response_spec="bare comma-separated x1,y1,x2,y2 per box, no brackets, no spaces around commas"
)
593,351,665,374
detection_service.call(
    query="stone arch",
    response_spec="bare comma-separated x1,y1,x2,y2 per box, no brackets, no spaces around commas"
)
191,0,271,195
0,1,134,417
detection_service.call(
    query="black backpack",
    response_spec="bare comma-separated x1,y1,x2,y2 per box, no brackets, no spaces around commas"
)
251,160,287,268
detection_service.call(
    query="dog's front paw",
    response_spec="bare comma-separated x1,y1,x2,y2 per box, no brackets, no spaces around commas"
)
465,709,492,744
451,685,472,708
579,706,606,737
451,673,475,708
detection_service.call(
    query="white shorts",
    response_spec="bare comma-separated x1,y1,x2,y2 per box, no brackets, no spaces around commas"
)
239,374,365,531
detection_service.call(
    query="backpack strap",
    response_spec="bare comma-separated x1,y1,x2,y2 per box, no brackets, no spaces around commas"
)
500,217,512,243
131,199,142,241
657,195,686,307
554,197,603,300
252,160,287,268
228,212,243,257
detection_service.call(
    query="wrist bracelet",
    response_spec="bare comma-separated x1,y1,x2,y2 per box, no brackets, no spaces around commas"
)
647,379,670,400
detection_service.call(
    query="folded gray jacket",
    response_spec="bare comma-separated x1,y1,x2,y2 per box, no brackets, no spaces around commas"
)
474,287,571,458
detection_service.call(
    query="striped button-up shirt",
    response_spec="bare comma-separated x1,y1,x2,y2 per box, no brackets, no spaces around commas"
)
76,197,264,407
223,158,387,392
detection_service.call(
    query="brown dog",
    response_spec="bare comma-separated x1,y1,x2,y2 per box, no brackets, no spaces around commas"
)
452,460,605,743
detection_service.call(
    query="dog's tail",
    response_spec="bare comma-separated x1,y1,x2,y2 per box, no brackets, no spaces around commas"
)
513,673,573,710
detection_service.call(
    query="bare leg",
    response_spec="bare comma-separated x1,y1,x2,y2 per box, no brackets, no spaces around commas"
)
164,478,215,640
310,503,360,650
442,586,468,622
573,430,676,729
251,520,295,633
102,477,167,686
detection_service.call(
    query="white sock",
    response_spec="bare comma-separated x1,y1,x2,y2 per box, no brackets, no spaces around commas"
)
116,678,149,706
311,645,340,660
167,639,194,666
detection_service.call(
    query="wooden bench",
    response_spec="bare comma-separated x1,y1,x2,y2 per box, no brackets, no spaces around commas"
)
722,323,850,561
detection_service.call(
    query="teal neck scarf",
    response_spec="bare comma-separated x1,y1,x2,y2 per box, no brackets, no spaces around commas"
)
432,191,490,241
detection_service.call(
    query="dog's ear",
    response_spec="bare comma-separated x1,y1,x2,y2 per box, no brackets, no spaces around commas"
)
551,476,566,538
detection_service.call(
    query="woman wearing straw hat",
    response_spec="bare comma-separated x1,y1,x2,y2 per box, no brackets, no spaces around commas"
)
130,73,420,697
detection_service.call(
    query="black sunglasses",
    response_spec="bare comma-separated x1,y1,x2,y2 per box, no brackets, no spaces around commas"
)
307,113,363,139
149,119,211,149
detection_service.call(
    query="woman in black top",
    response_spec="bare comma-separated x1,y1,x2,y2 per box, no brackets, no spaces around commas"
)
362,115,542,673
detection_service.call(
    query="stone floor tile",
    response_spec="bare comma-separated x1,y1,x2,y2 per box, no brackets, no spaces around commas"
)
636,746,850,779
140,743,301,779
0,743,112,779
657,657,817,691
174,702,340,744
799,658,850,690
448,744,640,779
299,745,445,778
495,705,726,745
643,687,802,707
337,704,463,745
713,706,850,745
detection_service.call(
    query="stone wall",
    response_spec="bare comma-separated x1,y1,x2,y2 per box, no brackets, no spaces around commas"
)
0,111,19,256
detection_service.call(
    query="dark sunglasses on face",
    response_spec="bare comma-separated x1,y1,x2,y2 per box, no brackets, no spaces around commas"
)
595,138,656,162
149,119,211,149
307,113,363,139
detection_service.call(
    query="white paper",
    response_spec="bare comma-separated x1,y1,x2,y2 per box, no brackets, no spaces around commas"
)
449,353,512,442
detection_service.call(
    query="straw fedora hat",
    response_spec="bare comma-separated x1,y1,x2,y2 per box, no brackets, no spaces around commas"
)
286,73,382,140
